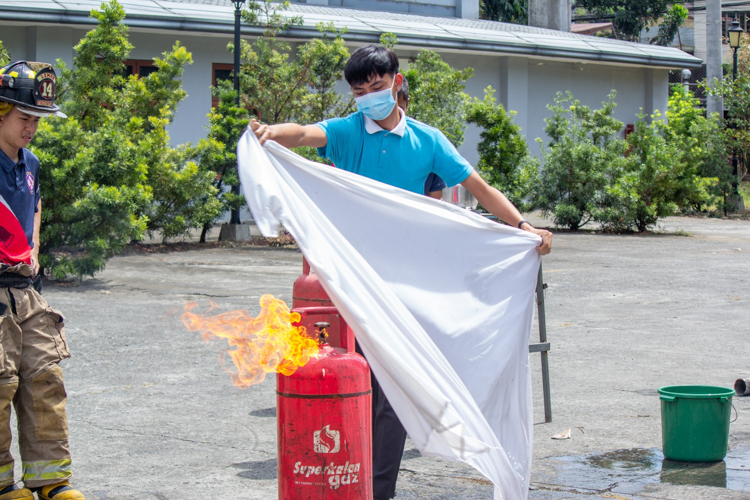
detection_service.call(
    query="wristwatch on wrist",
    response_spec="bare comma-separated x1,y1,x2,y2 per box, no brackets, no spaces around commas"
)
517,220,530,229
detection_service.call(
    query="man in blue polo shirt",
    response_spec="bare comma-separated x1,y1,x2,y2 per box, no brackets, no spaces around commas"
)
251,45,552,500
0,61,85,500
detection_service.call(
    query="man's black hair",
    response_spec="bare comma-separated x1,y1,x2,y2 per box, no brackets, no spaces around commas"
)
344,45,399,86
397,75,409,101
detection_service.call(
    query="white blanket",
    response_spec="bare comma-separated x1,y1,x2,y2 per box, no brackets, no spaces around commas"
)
238,131,541,500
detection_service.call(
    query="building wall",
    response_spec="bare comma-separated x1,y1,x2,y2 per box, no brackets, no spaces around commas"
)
1,25,36,62
290,0,479,19
429,51,501,165
526,60,664,155
435,52,668,162
5,23,669,169
694,11,707,62
0,24,233,147
26,26,78,68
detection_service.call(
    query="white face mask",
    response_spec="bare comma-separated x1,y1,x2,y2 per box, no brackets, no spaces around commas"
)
354,77,397,121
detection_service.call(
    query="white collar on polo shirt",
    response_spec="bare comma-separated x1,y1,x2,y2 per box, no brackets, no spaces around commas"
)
363,106,406,137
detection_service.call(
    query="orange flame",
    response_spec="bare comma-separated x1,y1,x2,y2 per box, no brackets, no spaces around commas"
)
182,294,319,388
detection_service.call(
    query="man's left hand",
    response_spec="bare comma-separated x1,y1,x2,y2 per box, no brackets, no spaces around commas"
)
520,223,552,255
30,253,39,275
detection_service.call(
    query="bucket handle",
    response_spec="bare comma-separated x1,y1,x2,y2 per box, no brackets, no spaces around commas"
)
660,395,676,402
731,403,738,423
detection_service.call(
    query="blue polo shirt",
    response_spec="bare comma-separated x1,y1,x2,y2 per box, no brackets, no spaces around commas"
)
0,148,40,252
316,110,473,194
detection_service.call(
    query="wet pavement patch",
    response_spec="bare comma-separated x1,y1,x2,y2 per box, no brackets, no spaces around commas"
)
534,445,750,496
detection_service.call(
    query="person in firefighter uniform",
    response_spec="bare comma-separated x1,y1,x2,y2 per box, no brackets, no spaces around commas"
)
0,61,84,500
251,45,552,500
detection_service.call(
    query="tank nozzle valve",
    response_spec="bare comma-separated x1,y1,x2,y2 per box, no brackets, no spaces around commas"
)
313,322,330,344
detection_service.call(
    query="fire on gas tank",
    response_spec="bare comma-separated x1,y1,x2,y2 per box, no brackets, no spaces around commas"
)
182,294,373,499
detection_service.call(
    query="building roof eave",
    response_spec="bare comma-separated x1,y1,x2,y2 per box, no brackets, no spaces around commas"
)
0,5,704,69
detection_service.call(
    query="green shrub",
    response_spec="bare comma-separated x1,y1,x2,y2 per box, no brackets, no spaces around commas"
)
530,88,723,232
594,113,688,232
466,86,534,208
591,91,722,232
530,91,629,230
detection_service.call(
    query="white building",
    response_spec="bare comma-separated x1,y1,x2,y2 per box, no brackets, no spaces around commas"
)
1,0,701,165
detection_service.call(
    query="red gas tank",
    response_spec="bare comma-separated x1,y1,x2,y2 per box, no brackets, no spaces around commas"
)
277,307,372,500
293,257,342,347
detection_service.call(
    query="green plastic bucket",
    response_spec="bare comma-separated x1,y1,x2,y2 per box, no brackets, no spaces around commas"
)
658,385,734,462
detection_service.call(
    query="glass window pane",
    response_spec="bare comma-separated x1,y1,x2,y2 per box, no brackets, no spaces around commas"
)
215,69,232,83
139,65,158,78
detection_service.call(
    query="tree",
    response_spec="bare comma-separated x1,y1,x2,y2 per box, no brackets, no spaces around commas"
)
0,41,9,66
530,91,629,230
663,85,729,213
705,73,750,209
58,1,134,127
235,3,352,127
575,0,684,42
30,0,217,277
294,24,354,162
236,0,306,125
194,0,295,240
649,4,688,46
738,33,750,75
196,88,250,243
480,0,527,24
143,129,222,242
197,0,351,240
403,50,474,147
379,32,398,50
300,24,354,124
465,86,533,208
31,0,148,278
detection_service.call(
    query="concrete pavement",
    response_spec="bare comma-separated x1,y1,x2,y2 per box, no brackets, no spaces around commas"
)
25,215,750,499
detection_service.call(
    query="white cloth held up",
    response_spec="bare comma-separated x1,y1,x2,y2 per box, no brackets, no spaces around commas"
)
238,131,541,500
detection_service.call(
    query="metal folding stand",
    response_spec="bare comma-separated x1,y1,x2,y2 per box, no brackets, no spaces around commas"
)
529,263,552,423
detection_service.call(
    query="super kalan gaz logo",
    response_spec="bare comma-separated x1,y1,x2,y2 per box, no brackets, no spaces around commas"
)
293,425,361,489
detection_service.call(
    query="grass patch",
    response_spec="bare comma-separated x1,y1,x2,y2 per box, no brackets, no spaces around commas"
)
740,181,750,209
650,227,691,237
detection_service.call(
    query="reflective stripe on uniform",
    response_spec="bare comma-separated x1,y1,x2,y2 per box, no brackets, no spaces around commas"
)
22,459,71,482
0,461,14,485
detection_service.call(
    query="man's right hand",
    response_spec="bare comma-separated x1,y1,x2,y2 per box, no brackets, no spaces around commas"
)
249,120,327,149
250,119,273,145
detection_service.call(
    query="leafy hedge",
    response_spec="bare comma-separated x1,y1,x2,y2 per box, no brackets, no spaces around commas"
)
525,87,734,232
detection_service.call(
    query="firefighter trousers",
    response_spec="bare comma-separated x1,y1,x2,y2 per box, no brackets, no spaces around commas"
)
0,264,72,489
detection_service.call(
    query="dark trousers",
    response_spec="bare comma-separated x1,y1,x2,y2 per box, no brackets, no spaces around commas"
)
356,342,408,500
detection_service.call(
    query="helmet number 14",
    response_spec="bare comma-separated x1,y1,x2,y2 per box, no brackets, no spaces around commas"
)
40,81,54,100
